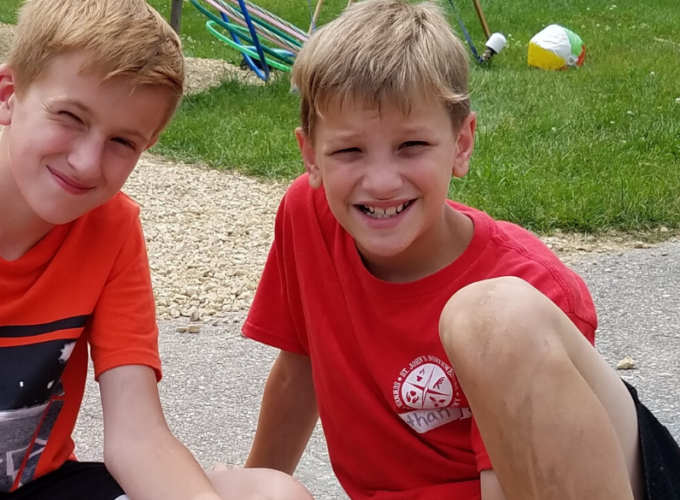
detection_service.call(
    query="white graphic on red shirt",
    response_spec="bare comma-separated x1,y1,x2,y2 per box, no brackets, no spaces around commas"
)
401,363,453,409
392,355,471,434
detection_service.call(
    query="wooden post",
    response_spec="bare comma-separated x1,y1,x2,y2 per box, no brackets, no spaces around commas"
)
171,0,183,34
309,0,325,34
471,0,491,41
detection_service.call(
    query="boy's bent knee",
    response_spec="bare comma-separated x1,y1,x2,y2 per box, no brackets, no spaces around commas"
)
439,277,567,380
208,467,314,500
439,276,543,347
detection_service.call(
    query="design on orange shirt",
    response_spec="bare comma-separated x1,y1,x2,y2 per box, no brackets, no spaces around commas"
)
0,316,88,491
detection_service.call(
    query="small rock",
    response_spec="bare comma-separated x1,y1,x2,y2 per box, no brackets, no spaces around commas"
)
176,327,188,333
617,356,637,370
189,307,200,322
633,241,650,249
170,308,180,319
187,324,201,334
212,320,220,327
661,252,669,256
660,226,669,233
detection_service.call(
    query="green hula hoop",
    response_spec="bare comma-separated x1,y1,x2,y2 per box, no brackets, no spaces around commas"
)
206,21,294,72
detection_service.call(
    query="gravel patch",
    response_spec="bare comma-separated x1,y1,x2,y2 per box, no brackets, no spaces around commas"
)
126,155,290,322
0,23,14,61
185,56,265,93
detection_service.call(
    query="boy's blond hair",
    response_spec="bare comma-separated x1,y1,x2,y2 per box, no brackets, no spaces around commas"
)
292,0,470,138
8,0,185,120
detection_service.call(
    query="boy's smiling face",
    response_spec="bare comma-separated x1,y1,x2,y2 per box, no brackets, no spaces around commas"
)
0,51,171,225
297,98,476,277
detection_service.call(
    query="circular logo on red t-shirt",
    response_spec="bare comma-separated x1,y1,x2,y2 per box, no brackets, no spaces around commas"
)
401,362,453,409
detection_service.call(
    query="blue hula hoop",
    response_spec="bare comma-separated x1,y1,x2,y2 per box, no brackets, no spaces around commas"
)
217,0,271,80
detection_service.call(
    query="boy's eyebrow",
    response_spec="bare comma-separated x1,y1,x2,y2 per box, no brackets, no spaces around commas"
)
49,97,92,114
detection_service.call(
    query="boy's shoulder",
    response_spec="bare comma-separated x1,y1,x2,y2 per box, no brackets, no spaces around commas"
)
455,201,597,337
452,201,564,267
57,191,142,262
281,173,321,208
276,174,335,227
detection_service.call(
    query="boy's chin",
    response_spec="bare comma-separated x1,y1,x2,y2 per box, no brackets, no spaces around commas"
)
31,204,95,226
355,238,413,262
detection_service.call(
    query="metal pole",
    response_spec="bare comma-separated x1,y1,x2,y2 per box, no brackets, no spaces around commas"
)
171,0,183,34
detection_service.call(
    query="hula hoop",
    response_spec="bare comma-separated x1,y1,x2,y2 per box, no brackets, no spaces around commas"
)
219,0,308,44
202,0,271,79
208,13,296,65
215,0,303,53
192,0,313,80
207,21,294,73
218,12,270,76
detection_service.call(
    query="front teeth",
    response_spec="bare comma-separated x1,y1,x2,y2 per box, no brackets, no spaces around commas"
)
361,201,411,219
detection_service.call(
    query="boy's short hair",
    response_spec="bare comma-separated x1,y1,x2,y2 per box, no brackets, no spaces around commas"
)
8,0,185,120
292,0,470,138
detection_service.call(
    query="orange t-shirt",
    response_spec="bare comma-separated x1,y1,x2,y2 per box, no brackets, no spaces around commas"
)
0,192,161,492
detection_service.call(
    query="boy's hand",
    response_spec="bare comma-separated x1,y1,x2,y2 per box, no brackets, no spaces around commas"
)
99,365,223,500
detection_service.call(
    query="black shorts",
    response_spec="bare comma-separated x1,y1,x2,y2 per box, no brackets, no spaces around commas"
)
625,381,680,500
0,461,124,500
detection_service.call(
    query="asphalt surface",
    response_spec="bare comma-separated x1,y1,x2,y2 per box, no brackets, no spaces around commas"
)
73,240,680,499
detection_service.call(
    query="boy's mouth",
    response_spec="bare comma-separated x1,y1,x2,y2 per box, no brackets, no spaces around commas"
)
357,200,414,219
48,167,95,194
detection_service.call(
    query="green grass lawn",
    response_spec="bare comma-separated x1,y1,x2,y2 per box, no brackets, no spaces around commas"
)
158,0,680,232
2,0,679,232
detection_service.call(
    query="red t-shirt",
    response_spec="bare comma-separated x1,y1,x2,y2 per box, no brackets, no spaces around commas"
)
0,192,161,492
243,175,598,500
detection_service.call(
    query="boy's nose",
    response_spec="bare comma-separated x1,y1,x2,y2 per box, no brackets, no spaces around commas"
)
67,136,104,181
362,159,403,198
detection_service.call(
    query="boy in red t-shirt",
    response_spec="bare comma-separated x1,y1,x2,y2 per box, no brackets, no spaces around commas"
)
242,1,680,499
0,1,313,499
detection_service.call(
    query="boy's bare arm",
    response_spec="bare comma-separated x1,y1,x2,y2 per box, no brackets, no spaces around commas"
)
99,365,223,500
245,350,319,474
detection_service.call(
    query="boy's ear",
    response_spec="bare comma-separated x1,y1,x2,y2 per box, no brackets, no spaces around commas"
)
295,127,322,190
452,112,477,178
0,64,16,127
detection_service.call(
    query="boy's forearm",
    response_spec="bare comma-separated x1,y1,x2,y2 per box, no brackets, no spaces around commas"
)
245,351,319,474
106,425,222,500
